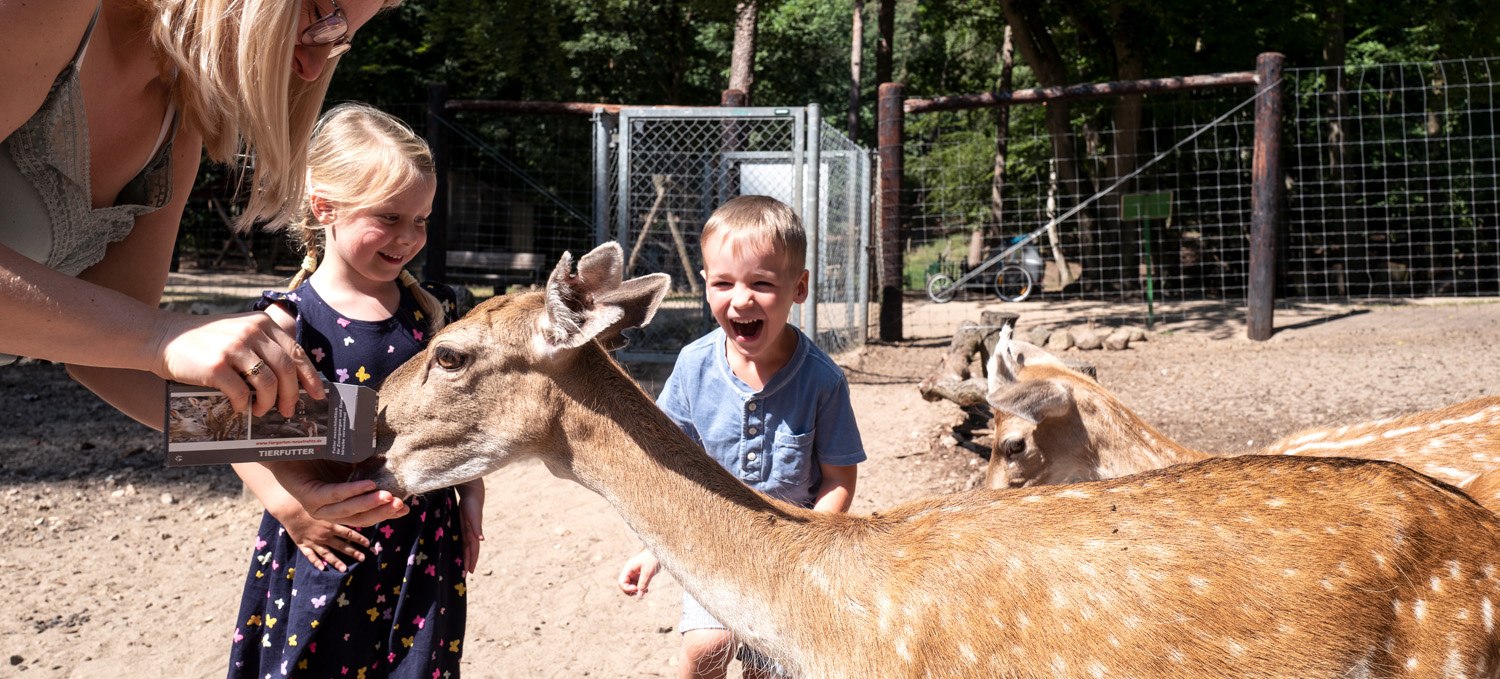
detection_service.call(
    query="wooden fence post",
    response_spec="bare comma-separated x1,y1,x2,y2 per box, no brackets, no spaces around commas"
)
878,82,905,341
1248,53,1285,341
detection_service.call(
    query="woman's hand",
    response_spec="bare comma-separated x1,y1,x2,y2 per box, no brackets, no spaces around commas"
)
456,480,486,574
260,460,409,527
153,310,326,417
266,495,371,572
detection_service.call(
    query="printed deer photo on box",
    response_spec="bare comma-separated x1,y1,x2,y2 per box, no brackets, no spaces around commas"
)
354,243,1500,678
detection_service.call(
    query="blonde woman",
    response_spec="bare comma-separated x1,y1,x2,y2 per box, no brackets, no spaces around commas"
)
1,0,404,524
227,102,483,678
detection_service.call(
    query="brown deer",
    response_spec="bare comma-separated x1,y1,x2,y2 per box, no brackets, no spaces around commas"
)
983,326,1500,498
367,243,1500,678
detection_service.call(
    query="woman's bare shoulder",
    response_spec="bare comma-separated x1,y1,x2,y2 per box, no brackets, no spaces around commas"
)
0,0,101,141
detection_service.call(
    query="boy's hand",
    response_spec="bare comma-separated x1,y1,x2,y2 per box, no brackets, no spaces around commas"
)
267,495,370,572
618,549,661,597
457,479,486,574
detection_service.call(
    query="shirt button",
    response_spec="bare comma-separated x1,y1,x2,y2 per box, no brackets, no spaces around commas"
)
747,451,758,461
747,427,758,436
747,402,758,412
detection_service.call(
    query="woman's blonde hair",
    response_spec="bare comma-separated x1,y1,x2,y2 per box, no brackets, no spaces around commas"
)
286,102,447,333
148,0,402,232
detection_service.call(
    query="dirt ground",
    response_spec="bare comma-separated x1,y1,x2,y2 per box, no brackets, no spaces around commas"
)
2,298,1497,678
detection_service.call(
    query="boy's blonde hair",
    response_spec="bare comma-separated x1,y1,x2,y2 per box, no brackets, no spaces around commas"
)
147,0,403,232
700,195,807,272
286,103,446,333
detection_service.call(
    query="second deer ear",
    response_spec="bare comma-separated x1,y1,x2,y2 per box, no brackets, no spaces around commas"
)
987,380,1073,425
540,243,671,352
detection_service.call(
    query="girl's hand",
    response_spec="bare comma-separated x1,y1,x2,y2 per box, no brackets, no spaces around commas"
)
617,549,661,597
261,460,409,527
457,480,486,574
266,495,371,572
153,310,326,417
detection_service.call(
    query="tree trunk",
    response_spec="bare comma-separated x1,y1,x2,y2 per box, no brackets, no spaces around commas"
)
876,0,894,87
1108,0,1145,291
1001,0,1087,288
729,1,759,98
989,25,1015,245
849,0,864,140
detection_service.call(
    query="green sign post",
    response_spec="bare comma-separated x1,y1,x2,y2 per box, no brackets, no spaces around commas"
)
1120,191,1173,328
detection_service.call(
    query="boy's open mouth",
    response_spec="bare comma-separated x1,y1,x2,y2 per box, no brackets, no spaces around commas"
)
731,319,764,340
378,251,405,264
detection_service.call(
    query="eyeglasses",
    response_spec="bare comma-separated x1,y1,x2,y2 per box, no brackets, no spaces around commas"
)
301,0,351,59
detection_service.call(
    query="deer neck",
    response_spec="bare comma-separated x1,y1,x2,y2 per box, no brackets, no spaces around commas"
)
548,348,820,648
1082,391,1208,475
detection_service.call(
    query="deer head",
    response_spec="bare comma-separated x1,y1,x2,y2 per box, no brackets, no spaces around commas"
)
983,326,1103,488
367,243,670,497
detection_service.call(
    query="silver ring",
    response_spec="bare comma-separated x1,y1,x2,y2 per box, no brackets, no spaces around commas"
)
246,359,266,378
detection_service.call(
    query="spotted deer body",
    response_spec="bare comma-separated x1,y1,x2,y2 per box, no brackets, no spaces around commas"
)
983,329,1500,500
368,244,1500,678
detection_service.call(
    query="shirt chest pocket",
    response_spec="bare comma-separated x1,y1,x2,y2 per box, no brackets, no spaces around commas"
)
769,429,815,486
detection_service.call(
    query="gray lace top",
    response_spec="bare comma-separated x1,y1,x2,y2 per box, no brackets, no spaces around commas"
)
0,7,178,278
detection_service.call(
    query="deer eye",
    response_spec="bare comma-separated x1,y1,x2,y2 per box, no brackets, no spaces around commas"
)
432,345,467,371
1001,438,1026,459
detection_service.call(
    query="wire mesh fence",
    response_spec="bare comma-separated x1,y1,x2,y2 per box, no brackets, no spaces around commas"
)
897,56,1500,340
166,101,874,362
1285,59,1500,299
600,106,871,360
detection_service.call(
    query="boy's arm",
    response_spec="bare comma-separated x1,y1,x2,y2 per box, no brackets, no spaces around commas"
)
812,463,858,513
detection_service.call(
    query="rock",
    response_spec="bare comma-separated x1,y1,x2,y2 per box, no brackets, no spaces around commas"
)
1070,327,1103,351
160,493,176,505
1104,329,1132,351
9,655,21,666
1126,326,1148,342
1024,325,1052,346
1044,331,1074,352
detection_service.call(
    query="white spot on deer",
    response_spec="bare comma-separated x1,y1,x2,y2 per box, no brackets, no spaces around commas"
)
1484,598,1495,633
1022,495,1042,503
1321,579,1335,592
1406,657,1419,671
1087,660,1108,678
1188,575,1210,595
1266,497,1288,508
1281,434,1377,456
1382,426,1421,439
1226,640,1247,657
1050,655,1069,674
1431,576,1443,593
1446,649,1467,676
1282,569,1299,578
1050,588,1069,609
1058,488,1091,499
1167,648,1186,664
958,643,977,664
1413,599,1428,622
894,636,911,662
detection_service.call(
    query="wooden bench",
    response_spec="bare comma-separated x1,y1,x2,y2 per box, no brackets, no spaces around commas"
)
444,250,546,288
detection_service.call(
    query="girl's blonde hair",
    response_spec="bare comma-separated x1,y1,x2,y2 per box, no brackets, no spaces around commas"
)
287,102,447,333
147,0,403,232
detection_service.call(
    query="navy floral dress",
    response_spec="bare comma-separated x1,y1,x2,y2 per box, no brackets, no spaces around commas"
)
227,280,468,679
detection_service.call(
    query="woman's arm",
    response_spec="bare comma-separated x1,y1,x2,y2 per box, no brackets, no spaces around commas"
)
21,126,324,421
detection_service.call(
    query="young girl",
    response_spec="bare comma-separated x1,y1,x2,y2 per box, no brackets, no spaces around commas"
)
226,103,484,678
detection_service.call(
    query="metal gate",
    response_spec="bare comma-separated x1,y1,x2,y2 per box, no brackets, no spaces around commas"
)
594,105,872,361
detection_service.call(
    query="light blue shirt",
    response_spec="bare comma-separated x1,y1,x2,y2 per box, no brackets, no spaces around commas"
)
657,327,866,507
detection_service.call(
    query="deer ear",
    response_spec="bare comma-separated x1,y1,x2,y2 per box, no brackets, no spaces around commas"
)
593,273,671,351
540,243,671,351
989,325,1068,393
986,380,1073,425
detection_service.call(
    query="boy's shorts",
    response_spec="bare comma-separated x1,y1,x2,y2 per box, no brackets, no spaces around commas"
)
680,591,786,675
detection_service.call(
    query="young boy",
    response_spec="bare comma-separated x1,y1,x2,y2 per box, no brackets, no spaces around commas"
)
617,195,866,679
